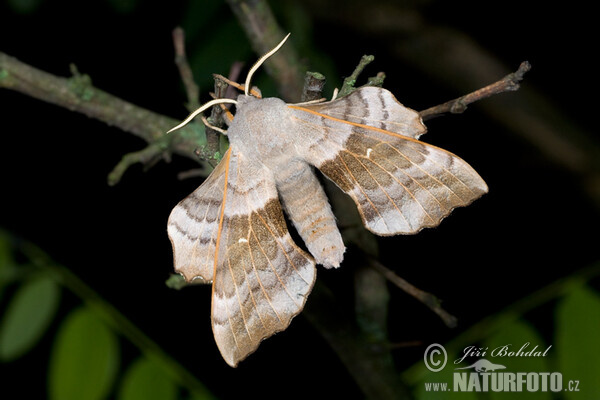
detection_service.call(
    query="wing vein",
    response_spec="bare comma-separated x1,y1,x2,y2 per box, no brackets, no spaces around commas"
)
291,106,480,200
239,190,270,331
226,253,253,341
336,150,393,231
351,150,437,226
248,226,286,325
401,141,479,200
253,211,304,308
365,142,449,213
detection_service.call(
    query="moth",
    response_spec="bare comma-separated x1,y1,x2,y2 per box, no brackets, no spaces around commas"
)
167,34,487,367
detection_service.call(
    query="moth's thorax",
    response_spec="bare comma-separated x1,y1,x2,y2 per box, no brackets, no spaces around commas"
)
227,95,297,167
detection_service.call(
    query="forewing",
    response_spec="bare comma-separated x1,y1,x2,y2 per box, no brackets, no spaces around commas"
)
212,148,316,367
167,155,229,283
289,87,488,235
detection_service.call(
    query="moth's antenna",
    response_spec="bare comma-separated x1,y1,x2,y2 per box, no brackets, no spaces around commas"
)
244,33,291,96
167,98,238,134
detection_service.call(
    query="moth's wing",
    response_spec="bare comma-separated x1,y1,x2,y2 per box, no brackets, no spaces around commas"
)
212,148,316,367
167,154,230,283
289,86,488,235
305,86,427,139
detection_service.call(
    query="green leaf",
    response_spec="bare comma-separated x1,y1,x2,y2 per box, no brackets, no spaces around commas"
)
482,319,551,400
0,276,60,361
556,285,600,399
48,307,119,400
117,356,178,400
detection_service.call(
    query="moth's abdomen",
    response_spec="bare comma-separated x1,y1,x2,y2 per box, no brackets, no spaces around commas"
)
275,160,345,268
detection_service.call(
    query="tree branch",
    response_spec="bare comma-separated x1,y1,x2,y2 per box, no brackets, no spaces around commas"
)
369,258,458,328
0,51,207,166
1,52,165,143
419,61,531,120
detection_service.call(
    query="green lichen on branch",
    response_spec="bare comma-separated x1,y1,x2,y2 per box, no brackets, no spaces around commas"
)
367,72,386,88
338,54,375,98
68,64,95,101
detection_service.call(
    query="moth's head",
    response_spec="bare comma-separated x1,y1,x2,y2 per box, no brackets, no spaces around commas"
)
167,33,291,134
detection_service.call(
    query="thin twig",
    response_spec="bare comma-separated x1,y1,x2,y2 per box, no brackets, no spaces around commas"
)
202,61,251,166
0,51,204,165
108,142,164,186
172,27,200,111
201,76,228,166
369,258,458,328
172,27,222,168
212,73,260,98
107,136,173,186
338,55,375,98
419,61,531,120
366,71,386,88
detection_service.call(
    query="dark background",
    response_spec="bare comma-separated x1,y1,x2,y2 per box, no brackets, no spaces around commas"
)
1,0,598,398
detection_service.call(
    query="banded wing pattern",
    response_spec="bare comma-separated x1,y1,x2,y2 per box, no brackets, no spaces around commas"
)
289,86,488,235
168,148,317,367
308,86,426,139
167,154,230,283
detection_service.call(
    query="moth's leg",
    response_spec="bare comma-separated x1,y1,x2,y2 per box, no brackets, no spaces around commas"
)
218,103,235,127
275,160,345,268
330,88,339,101
208,92,236,127
200,115,228,134
213,74,262,98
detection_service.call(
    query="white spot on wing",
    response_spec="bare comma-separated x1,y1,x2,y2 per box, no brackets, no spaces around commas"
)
366,148,373,158
238,238,248,243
